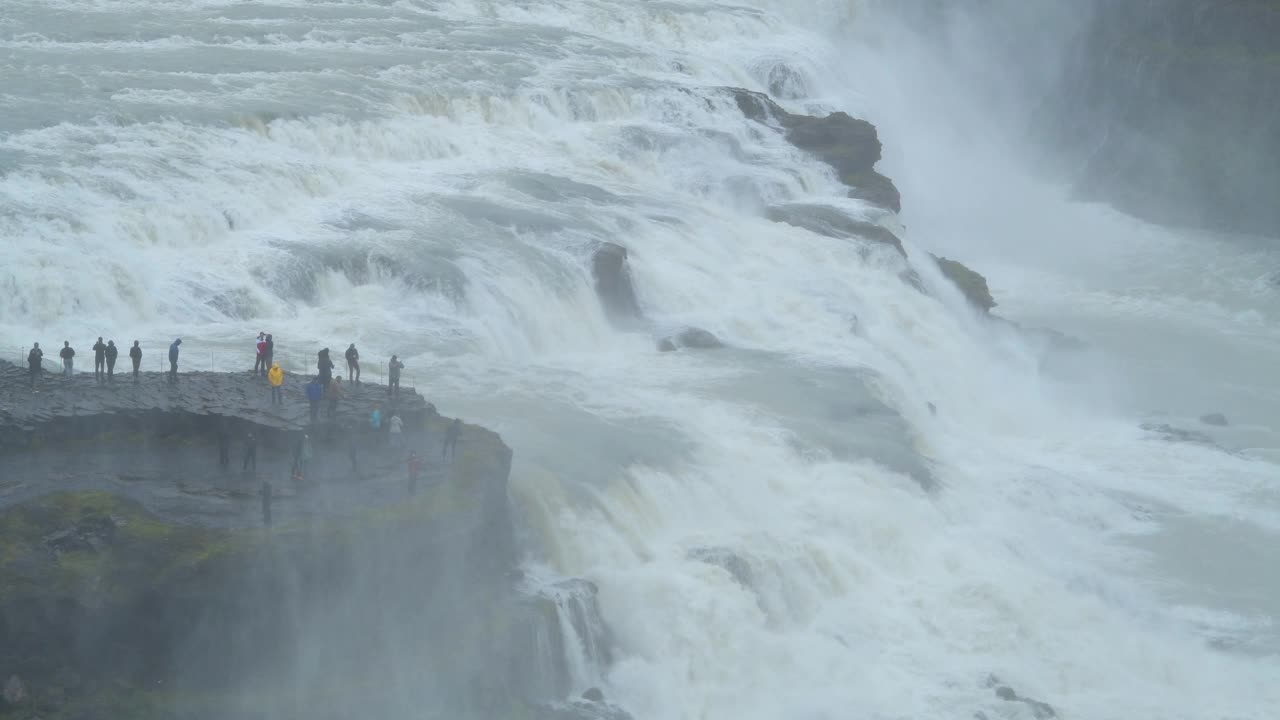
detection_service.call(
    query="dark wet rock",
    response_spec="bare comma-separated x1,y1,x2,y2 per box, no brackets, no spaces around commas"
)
985,675,1057,719
0,360,523,719
533,697,635,720
1200,412,1229,427
933,255,996,312
1141,422,1215,446
582,688,606,703
591,242,643,326
688,547,754,588
504,577,613,701
765,204,904,255
658,327,724,352
730,88,901,213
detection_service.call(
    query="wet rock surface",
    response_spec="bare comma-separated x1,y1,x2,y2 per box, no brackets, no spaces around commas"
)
0,360,525,719
591,242,643,326
984,675,1058,719
766,203,905,254
688,546,754,588
934,255,996,312
731,88,902,212
1200,412,1229,427
658,327,725,352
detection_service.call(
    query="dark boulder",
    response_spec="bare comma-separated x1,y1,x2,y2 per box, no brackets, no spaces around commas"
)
1141,423,1215,446
985,675,1057,720
933,255,995,312
657,338,678,353
766,204,904,255
582,688,606,703
591,243,642,326
688,547,753,589
731,88,901,213
534,697,634,720
1200,413,1229,427
656,328,724,352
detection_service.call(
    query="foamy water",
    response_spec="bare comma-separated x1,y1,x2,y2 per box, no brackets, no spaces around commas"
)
3,1,1278,718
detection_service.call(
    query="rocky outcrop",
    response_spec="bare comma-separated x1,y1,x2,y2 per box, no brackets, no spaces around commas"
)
1200,412,1229,427
657,327,725,352
0,361,532,719
766,203,905,255
591,242,643,326
984,675,1058,719
731,88,902,213
688,546,754,589
933,255,996,312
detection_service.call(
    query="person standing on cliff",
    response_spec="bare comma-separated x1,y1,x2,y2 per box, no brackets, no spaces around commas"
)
305,378,323,422
129,341,142,380
242,431,258,473
27,343,43,389
345,343,360,383
168,338,182,381
253,332,266,376
92,337,107,382
389,413,403,448
104,340,118,383
263,334,274,376
60,341,75,376
317,348,335,386
268,362,284,405
443,418,461,461
326,376,344,419
387,354,404,399
369,403,383,442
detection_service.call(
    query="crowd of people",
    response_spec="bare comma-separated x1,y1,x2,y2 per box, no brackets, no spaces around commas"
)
23,331,463,529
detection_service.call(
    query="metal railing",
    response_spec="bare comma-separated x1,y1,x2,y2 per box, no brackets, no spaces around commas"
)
14,344,415,389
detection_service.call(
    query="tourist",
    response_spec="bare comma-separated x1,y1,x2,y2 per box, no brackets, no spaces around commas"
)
305,378,323,422
291,433,313,480
104,340,118,382
387,355,404,399
263,334,274,374
129,341,142,380
389,413,403,447
326,376,344,419
370,403,383,443
253,332,266,375
60,341,75,376
317,348,335,385
268,362,284,405
443,418,461,461
242,431,258,473
260,480,272,527
408,451,422,497
92,337,107,382
168,338,181,380
27,343,42,389
345,343,360,383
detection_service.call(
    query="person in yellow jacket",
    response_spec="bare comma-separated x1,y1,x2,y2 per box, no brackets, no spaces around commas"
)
267,363,284,405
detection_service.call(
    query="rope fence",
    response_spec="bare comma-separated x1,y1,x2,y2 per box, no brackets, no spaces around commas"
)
14,343,416,389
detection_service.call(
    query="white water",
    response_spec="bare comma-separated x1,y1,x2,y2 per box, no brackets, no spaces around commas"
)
3,1,1278,719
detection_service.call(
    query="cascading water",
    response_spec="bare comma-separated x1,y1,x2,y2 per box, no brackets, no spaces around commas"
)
3,1,1278,719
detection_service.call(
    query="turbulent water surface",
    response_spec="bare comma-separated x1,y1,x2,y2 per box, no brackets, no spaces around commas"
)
3,1,1279,719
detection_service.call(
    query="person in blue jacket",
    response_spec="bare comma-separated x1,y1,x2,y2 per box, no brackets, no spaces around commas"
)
168,338,182,381
305,377,324,422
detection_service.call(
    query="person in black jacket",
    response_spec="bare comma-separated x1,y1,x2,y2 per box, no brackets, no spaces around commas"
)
317,348,335,385
129,341,142,380
387,355,404,399
60,341,75,376
27,343,43,389
93,337,107,382
242,431,258,473
345,343,360,383
168,338,182,381
104,340,118,382
263,334,274,376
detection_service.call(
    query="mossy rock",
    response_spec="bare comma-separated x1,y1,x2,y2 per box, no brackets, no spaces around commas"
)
933,255,995,312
